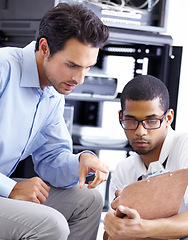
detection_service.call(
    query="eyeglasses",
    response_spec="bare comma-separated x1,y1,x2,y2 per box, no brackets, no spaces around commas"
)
119,110,168,130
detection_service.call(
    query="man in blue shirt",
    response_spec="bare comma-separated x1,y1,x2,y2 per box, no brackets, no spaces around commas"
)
0,3,109,239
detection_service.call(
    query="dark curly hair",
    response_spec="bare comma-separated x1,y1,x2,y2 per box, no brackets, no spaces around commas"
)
35,3,109,55
120,75,170,112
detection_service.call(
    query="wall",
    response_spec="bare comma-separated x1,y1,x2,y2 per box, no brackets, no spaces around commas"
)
165,0,188,131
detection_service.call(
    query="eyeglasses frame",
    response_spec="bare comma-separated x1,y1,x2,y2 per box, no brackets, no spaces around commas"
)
119,110,168,130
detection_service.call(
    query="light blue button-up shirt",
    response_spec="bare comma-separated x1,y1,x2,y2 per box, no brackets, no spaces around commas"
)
0,41,81,197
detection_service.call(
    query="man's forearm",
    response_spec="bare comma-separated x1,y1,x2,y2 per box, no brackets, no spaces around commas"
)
144,211,188,239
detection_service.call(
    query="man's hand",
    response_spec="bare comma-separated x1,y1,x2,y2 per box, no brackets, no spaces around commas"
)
79,152,109,188
8,177,50,204
104,205,145,239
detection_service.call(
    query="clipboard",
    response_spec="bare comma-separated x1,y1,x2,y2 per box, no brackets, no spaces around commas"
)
104,168,188,240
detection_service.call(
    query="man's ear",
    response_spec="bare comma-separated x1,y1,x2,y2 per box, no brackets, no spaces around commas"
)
119,110,123,121
166,109,174,127
119,110,123,127
38,38,50,56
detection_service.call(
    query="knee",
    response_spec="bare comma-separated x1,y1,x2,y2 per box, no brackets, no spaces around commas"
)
93,188,103,209
38,206,70,240
86,188,103,213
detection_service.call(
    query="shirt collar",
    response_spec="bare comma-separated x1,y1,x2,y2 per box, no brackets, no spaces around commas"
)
20,41,40,88
20,41,58,98
134,153,148,180
43,86,59,97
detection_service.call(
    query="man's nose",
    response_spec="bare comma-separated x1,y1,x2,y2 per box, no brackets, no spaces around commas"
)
135,122,147,136
74,69,87,85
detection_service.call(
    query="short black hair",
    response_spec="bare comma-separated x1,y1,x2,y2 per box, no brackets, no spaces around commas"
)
120,75,169,112
35,3,109,55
